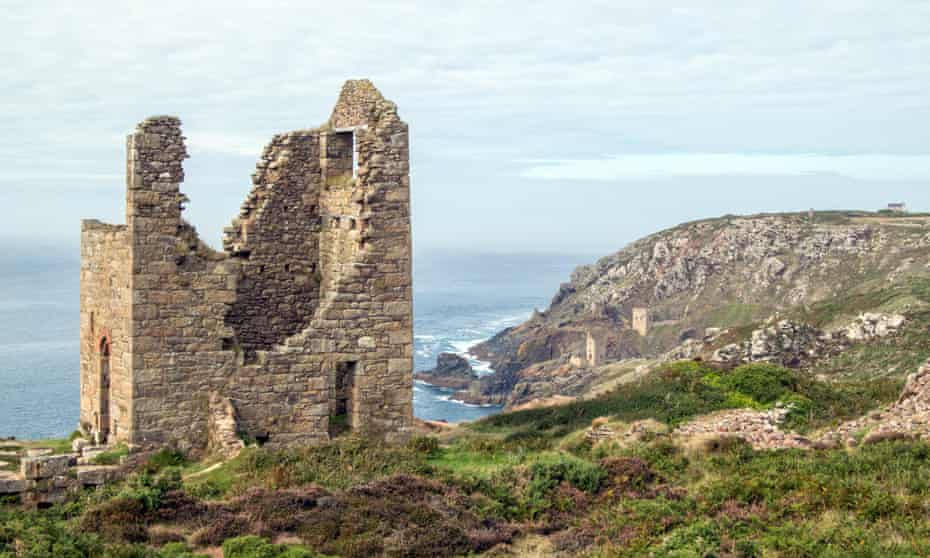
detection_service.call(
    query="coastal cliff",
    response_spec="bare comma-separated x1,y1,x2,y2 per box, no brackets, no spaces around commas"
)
440,211,930,408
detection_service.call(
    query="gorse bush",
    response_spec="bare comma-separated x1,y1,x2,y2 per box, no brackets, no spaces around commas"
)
719,363,797,404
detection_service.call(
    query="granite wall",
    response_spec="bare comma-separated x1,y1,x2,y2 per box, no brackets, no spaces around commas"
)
79,80,413,451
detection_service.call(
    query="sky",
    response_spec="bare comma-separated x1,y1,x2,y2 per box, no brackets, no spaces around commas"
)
2,1,929,256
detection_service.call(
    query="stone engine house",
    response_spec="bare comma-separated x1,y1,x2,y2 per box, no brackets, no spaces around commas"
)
79,80,413,450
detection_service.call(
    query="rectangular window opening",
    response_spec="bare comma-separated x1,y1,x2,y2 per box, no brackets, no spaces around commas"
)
330,361,357,438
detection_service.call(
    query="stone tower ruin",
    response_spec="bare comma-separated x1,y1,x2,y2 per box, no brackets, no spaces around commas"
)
79,80,413,450
632,307,650,336
585,331,605,367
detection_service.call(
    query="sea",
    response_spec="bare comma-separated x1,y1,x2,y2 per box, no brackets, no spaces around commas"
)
0,247,590,439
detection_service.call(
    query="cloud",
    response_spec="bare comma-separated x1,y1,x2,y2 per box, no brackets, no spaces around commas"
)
1,0,929,248
519,153,930,182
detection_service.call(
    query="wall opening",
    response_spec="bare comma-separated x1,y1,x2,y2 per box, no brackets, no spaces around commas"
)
330,361,357,437
330,130,357,181
98,337,111,443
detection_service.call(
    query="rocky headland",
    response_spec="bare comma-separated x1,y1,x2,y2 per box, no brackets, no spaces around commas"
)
425,211,930,409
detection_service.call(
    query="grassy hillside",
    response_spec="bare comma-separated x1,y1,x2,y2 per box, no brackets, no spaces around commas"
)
4,359,925,557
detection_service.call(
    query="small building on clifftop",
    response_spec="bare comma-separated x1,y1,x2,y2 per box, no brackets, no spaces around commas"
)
79,80,413,450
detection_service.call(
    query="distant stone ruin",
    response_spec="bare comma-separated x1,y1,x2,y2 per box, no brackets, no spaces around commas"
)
585,331,604,367
79,80,413,451
632,307,650,336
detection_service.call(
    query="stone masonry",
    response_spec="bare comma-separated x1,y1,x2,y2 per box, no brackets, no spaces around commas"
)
80,80,413,451
585,331,604,367
632,307,650,337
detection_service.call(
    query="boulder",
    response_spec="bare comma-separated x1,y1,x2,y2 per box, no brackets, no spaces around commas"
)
414,353,477,390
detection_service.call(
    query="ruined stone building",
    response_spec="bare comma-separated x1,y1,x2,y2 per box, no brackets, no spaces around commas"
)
585,331,604,367
632,308,650,337
79,80,413,450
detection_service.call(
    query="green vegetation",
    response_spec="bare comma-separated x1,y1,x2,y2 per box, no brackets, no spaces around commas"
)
707,303,766,328
0,361,923,556
222,536,325,558
92,444,130,466
473,361,900,440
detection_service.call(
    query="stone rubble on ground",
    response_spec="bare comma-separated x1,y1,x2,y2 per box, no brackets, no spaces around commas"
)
662,358,930,451
0,440,124,506
672,406,813,450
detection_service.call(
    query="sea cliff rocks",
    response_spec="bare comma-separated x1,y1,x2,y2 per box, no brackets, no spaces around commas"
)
472,212,930,402
414,353,477,391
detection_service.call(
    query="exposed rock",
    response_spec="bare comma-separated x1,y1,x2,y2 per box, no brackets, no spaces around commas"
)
0,475,32,495
708,313,906,367
826,358,930,444
469,212,930,407
674,358,930,451
414,353,477,391
75,465,121,486
834,313,906,342
673,407,813,451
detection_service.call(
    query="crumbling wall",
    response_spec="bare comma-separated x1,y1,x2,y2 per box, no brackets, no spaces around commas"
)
79,80,413,451
316,80,414,436
124,116,240,449
223,130,324,356
79,222,131,442
633,307,650,336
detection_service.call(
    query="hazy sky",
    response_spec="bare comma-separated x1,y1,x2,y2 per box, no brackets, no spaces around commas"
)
2,1,929,255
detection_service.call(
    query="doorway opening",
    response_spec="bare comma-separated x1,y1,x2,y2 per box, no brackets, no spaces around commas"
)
330,361,357,437
99,337,111,443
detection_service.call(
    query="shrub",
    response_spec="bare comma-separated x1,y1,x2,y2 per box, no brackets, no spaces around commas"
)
157,542,209,558
80,497,149,543
222,536,279,558
144,449,188,473
406,436,440,457
721,364,795,405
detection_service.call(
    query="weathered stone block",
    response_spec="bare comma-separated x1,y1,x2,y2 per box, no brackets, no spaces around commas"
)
20,454,74,480
0,477,32,494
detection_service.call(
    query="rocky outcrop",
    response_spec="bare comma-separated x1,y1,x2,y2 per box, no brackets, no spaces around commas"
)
474,213,930,382
0,444,124,507
414,353,477,391
709,313,906,366
825,359,930,446
833,313,907,342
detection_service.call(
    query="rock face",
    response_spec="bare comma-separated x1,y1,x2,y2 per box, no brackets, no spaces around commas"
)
835,313,907,342
468,212,930,407
473,213,930,376
414,353,477,391
20,455,74,480
708,313,906,366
